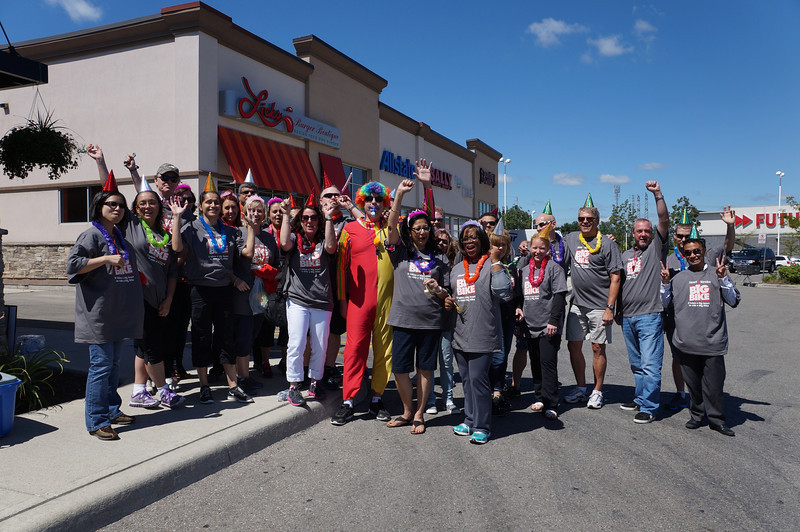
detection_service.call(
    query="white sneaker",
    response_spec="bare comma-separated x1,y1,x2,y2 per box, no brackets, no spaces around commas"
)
564,387,588,404
446,402,461,415
587,390,604,409
425,404,438,415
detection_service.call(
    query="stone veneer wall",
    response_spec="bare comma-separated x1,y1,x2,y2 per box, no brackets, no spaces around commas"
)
2,243,72,282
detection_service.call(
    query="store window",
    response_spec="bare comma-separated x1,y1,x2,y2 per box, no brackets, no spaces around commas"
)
477,201,496,216
60,185,102,223
342,164,368,199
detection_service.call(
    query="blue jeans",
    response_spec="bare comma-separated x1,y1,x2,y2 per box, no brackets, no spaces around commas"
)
85,341,124,432
621,312,664,415
428,330,455,406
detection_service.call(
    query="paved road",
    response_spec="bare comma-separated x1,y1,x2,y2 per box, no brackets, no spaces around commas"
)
101,284,799,531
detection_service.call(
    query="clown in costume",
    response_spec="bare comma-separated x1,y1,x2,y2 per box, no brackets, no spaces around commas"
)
331,173,435,426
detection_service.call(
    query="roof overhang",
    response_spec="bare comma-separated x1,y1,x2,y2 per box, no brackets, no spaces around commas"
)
0,49,48,89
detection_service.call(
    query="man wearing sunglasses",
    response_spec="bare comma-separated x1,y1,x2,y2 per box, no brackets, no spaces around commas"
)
663,205,736,411
563,202,623,409
478,209,499,233
614,181,670,424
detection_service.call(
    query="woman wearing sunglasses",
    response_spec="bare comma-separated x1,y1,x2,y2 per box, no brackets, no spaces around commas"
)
443,221,511,444
278,194,338,407
67,174,144,440
384,162,445,434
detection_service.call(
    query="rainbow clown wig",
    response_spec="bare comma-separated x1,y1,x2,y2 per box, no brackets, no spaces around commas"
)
355,182,392,209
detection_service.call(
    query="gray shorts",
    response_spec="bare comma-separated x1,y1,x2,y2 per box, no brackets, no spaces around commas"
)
566,304,611,344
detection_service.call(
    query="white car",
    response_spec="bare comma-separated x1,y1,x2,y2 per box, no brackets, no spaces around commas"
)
776,256,793,267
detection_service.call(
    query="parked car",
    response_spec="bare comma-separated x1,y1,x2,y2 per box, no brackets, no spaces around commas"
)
730,248,776,273
776,256,793,268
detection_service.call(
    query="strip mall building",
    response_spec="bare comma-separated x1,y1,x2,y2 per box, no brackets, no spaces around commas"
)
0,2,500,282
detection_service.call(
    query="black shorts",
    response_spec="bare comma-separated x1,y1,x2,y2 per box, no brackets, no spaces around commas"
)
329,305,347,336
391,326,441,374
134,301,169,365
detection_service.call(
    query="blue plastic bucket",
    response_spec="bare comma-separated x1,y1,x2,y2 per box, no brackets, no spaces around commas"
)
0,371,21,437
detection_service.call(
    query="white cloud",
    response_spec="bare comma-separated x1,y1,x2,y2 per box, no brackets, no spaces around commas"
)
587,35,634,57
637,162,669,171
527,18,588,47
599,174,630,184
634,19,657,36
45,0,102,23
552,173,584,186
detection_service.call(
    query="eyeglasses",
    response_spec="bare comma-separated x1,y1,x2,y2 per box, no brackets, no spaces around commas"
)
437,239,449,246
240,189,256,196
684,248,704,256
302,214,319,222
578,216,595,222
322,192,340,199
364,195,382,203
137,200,159,207
462,237,478,243
434,217,445,223
484,220,497,226
674,233,691,240
180,196,195,205
159,174,180,184
535,221,551,229
104,201,124,209
411,225,431,233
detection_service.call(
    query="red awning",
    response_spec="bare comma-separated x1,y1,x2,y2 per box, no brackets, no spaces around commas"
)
218,126,319,194
318,152,347,190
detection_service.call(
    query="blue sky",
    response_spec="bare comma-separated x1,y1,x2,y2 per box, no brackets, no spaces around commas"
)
2,1,799,224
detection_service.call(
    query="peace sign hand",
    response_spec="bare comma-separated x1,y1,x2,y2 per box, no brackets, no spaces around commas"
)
715,257,727,278
660,261,670,283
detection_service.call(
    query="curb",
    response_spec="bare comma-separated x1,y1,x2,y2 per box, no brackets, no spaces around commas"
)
1,396,339,531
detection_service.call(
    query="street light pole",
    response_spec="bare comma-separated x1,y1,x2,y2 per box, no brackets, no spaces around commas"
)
499,157,510,214
776,171,785,255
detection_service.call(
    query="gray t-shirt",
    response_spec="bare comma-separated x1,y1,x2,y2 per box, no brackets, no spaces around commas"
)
180,217,236,287
232,226,281,315
564,231,623,309
387,240,449,330
66,225,144,344
669,266,739,356
447,258,512,353
122,214,177,309
285,234,334,311
620,230,668,317
519,257,568,337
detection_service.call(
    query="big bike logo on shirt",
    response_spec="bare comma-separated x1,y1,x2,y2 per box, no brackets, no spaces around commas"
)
626,257,642,277
205,238,228,259
688,280,711,308
253,243,271,266
575,248,591,266
148,244,170,265
407,261,429,281
299,246,322,271
114,258,135,283
523,280,540,298
455,278,476,298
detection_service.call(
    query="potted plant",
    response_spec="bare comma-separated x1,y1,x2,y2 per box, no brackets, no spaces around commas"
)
0,110,80,180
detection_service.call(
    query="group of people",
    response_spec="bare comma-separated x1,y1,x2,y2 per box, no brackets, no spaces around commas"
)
68,149,741,443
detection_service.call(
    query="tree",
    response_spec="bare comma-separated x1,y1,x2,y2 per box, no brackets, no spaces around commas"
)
557,221,579,234
502,205,532,230
782,196,800,258
670,196,701,229
606,199,639,250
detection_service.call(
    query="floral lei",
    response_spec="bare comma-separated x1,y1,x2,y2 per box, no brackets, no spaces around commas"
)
578,232,602,254
199,216,227,253
140,217,170,248
463,254,489,284
92,221,129,261
528,256,548,287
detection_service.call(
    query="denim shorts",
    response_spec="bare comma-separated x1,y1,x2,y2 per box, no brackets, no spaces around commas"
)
391,327,441,374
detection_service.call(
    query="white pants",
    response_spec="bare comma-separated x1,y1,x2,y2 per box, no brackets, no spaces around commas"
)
285,299,332,384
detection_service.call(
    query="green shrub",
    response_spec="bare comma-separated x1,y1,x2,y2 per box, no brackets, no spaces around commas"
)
777,265,800,284
0,340,68,413
761,273,778,283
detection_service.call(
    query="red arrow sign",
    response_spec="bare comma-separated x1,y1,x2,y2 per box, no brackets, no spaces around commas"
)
740,214,752,226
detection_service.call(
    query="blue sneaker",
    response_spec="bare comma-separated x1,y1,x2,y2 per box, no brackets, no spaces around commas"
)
470,430,490,444
453,423,471,436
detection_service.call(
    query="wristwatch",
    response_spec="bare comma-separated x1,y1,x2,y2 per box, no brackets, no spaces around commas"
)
606,304,614,310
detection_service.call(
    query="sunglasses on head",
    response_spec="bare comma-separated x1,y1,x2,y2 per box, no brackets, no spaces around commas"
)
104,201,124,209
578,216,595,222
684,248,704,256
322,192,340,199
302,214,319,222
159,174,180,184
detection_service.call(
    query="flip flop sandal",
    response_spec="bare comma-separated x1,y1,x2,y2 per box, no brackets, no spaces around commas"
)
386,416,413,428
411,420,426,434
530,402,545,412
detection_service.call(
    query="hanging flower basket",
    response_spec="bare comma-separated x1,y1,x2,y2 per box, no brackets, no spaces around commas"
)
0,110,80,180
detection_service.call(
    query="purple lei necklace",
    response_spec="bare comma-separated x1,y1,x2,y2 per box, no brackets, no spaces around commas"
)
550,234,565,263
413,249,436,273
92,221,129,261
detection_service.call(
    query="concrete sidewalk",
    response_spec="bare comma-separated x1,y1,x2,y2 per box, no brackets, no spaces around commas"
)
0,286,341,531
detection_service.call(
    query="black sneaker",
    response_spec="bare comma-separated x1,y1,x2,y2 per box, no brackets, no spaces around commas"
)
492,395,510,416
308,380,326,400
620,401,640,411
199,385,214,404
331,403,355,426
369,399,391,421
287,386,306,407
228,386,254,403
634,411,655,424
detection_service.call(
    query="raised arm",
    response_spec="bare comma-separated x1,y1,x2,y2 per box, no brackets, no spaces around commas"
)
86,145,109,182
321,200,338,254
646,181,669,240
387,178,414,246
720,205,736,255
166,197,187,253
413,158,435,218
279,199,293,252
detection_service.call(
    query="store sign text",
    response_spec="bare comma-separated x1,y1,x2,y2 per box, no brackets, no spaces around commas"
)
379,150,452,190
220,77,341,148
737,211,800,229
479,168,496,188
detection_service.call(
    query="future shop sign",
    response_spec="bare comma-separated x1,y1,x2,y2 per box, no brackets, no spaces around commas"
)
734,210,800,229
